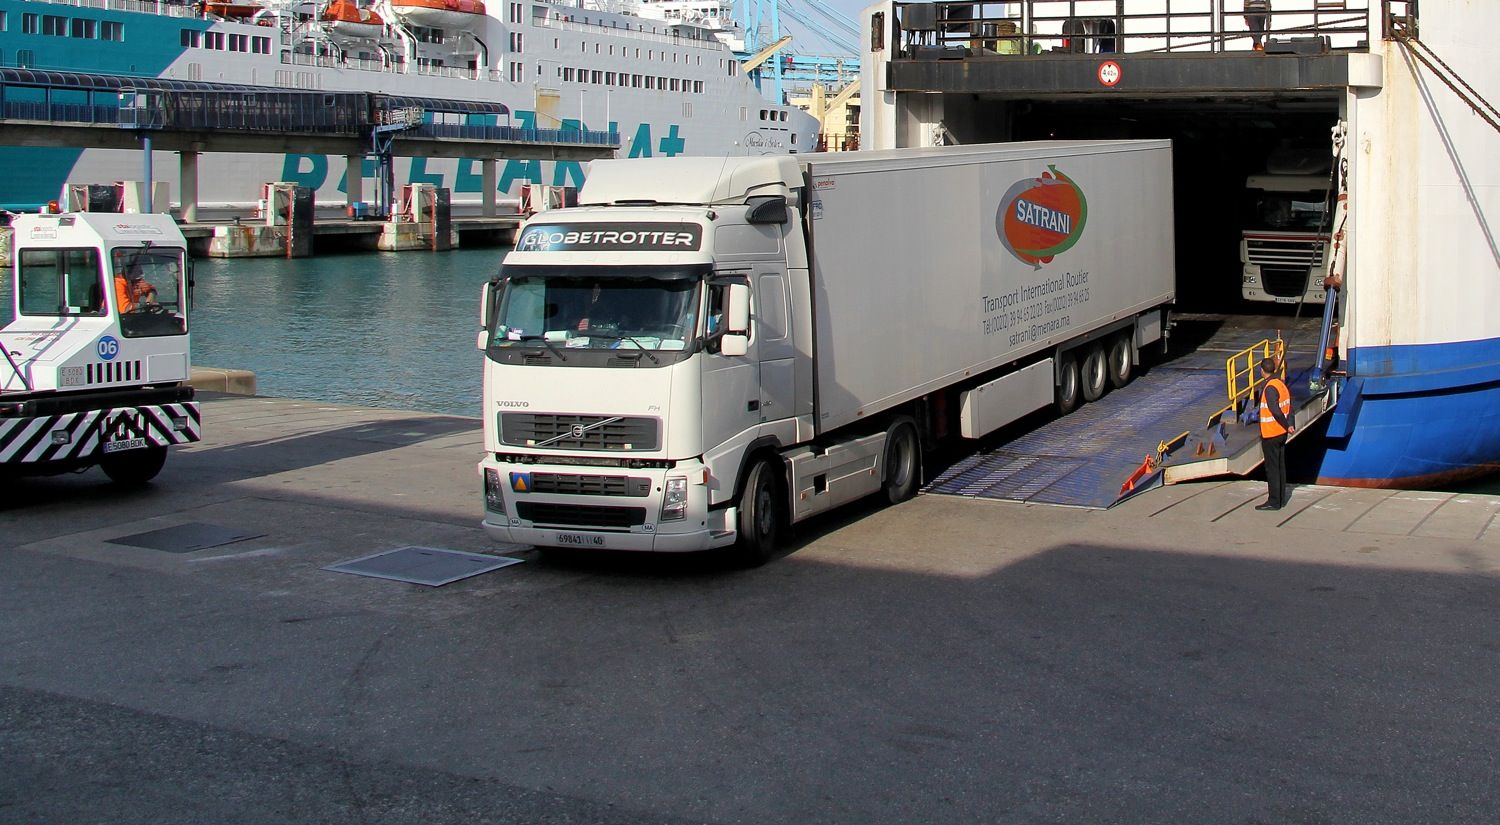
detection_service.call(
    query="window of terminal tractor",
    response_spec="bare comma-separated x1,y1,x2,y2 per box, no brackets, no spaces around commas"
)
17,248,108,317
110,246,188,338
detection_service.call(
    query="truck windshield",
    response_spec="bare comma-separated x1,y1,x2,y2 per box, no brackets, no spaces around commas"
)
491,272,700,352
111,247,187,338
1251,193,1328,232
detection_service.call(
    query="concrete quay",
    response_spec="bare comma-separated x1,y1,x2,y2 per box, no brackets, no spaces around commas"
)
4,394,1500,824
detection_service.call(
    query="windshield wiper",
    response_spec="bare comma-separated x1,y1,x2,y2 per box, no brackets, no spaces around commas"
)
507,334,568,362
587,334,660,364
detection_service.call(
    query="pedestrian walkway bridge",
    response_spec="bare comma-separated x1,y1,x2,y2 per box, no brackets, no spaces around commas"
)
926,315,1335,509
0,68,617,159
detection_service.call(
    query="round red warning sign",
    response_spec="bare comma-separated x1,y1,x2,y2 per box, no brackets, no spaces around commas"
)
1097,60,1122,87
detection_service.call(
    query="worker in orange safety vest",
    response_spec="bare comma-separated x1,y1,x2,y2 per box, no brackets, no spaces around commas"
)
1256,357,1295,510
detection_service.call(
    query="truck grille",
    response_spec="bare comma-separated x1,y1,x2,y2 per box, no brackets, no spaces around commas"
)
500,414,660,451
1261,266,1315,298
528,472,652,497
516,502,648,528
1247,236,1326,298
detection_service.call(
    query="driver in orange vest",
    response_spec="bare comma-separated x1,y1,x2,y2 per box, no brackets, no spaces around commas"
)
1256,357,1295,511
114,265,158,314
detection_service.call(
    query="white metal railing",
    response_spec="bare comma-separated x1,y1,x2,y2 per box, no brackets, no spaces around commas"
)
532,13,732,52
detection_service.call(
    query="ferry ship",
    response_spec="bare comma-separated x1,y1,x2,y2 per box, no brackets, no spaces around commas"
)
0,0,820,213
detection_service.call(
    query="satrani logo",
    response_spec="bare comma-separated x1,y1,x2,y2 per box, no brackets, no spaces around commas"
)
997,166,1089,269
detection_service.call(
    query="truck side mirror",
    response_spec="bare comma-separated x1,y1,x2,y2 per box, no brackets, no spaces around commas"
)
480,280,496,329
478,279,498,350
720,333,749,357
726,283,751,332
746,195,789,225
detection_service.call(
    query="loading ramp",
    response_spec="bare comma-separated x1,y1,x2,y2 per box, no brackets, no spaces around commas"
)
925,315,1335,508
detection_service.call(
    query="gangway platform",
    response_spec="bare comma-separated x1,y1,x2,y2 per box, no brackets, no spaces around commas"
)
925,315,1335,509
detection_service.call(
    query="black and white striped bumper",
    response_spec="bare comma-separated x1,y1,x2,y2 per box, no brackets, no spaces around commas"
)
0,403,201,465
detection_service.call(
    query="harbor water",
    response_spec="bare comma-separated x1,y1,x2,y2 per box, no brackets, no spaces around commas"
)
1,247,506,418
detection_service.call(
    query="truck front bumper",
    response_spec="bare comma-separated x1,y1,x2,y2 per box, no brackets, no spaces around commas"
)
0,400,201,465
478,458,737,553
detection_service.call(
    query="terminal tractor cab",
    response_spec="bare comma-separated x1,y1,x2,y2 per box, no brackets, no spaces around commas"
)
0,211,201,484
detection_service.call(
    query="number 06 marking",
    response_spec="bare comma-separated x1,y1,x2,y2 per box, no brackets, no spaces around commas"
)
97,335,119,361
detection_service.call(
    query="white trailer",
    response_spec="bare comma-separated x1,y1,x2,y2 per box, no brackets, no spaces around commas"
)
1,212,201,484
477,141,1175,563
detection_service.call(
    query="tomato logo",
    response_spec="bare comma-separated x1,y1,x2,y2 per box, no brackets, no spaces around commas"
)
997,166,1089,269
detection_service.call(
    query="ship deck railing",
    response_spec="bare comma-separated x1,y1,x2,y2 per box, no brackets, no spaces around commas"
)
22,0,201,20
533,14,733,53
895,0,1377,57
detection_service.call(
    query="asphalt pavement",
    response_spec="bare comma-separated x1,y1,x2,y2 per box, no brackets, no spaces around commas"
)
3,394,1499,824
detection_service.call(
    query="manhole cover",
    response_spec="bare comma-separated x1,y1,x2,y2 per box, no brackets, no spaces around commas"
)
108,522,263,554
323,546,523,586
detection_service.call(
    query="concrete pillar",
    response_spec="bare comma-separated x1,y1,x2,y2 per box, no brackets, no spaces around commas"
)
345,155,364,209
179,150,199,223
482,158,497,217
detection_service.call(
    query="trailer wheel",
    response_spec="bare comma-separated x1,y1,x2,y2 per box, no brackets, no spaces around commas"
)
100,446,168,487
734,457,784,567
1081,343,1108,403
882,420,921,505
1108,333,1134,389
1055,352,1081,415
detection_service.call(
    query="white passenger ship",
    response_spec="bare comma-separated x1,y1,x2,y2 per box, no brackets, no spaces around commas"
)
0,0,819,213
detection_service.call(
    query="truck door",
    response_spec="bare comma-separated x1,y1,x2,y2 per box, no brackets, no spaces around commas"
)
700,276,761,454
755,271,795,423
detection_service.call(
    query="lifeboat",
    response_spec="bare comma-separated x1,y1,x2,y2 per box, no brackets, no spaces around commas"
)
321,0,385,38
196,0,264,18
389,0,485,30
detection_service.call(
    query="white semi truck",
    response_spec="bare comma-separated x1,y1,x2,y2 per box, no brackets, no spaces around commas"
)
1239,148,1333,305
0,212,200,484
477,141,1176,563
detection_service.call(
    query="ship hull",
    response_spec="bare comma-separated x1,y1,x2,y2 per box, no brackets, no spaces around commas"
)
1315,338,1500,487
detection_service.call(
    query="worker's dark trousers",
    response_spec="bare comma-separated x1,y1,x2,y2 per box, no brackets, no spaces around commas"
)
1261,433,1288,507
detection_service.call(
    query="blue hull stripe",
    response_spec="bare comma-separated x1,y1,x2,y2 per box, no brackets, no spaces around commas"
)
1316,336,1500,486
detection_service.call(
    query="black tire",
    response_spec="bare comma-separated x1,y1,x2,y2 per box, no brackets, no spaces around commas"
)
1081,343,1108,402
1108,333,1134,389
882,421,921,505
100,446,167,487
734,457,784,567
1055,352,1081,415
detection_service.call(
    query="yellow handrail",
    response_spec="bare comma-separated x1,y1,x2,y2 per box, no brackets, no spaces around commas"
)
1225,336,1286,407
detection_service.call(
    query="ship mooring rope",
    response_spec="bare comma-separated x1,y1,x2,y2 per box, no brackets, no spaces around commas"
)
1390,23,1500,135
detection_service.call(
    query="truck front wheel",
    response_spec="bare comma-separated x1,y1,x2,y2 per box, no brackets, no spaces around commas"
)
734,457,784,567
882,421,920,504
100,446,168,487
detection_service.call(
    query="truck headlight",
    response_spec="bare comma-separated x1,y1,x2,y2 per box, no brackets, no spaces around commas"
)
661,476,688,521
484,468,506,513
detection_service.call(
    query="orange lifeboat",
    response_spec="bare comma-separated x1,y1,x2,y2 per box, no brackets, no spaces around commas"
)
196,0,264,18
321,0,385,38
389,0,485,30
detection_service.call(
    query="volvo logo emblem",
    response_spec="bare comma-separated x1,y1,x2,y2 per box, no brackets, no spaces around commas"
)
570,424,586,439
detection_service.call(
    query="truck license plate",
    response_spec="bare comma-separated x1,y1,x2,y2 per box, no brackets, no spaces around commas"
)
555,532,606,547
102,438,148,454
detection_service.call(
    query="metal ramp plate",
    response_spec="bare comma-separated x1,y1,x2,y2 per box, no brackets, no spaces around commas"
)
925,316,1331,509
926,367,1225,508
324,546,523,586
